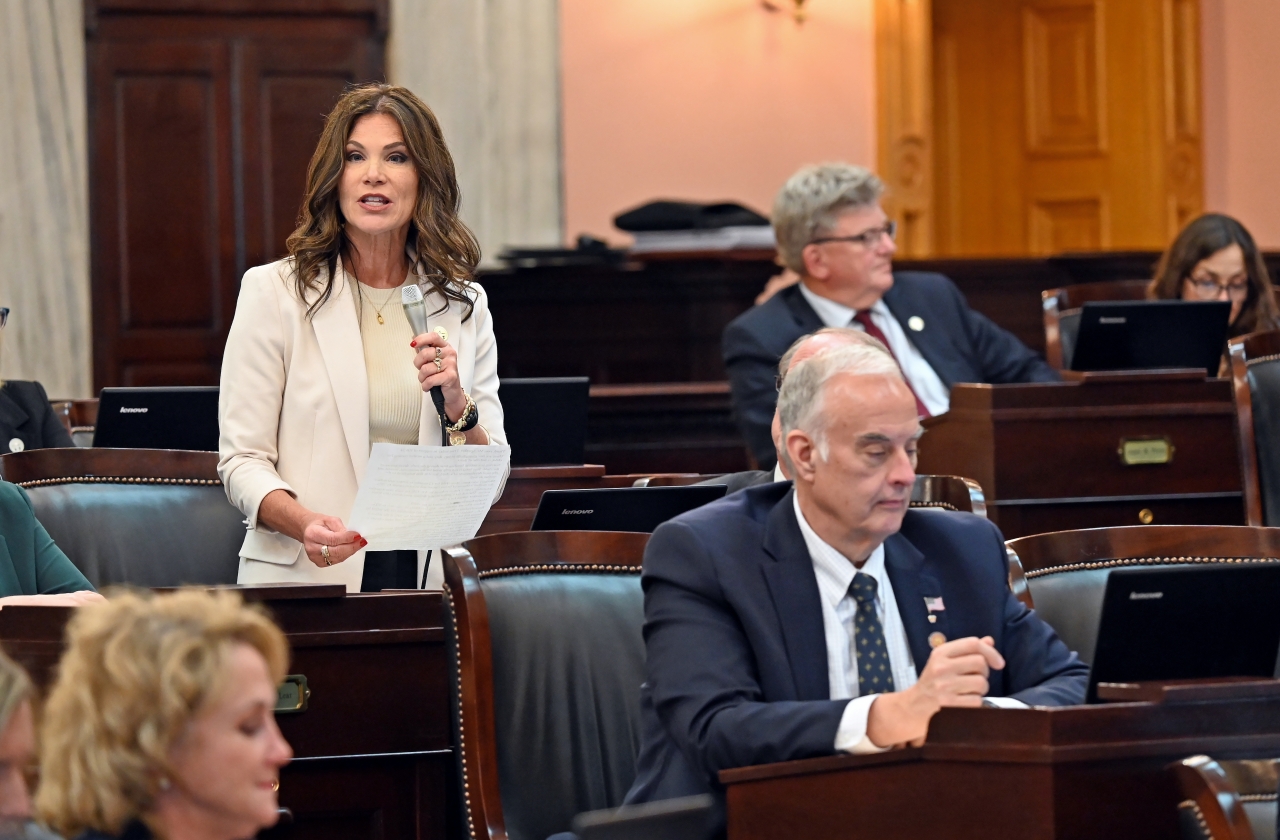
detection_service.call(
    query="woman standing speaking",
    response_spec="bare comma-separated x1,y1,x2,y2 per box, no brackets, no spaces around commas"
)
219,84,506,592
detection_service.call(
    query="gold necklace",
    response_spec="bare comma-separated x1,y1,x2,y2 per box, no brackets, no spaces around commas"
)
359,282,399,325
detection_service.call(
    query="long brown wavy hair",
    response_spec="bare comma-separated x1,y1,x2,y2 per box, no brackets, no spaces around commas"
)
286,83,480,320
1148,213,1279,338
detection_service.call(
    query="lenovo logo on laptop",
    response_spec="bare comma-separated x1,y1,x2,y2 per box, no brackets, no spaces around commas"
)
119,407,148,414
562,509,594,515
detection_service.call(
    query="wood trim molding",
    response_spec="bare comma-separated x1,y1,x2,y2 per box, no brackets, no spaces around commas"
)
875,0,934,257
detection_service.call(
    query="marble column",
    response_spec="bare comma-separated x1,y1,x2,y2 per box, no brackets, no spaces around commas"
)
0,0,91,398
389,0,564,266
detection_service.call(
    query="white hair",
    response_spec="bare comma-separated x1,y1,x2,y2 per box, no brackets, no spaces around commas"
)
772,163,885,274
777,343,903,469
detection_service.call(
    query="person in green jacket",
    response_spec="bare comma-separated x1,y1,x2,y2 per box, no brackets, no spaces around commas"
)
0,481,101,607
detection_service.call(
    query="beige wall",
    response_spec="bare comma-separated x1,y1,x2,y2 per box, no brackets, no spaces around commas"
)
1201,0,1280,247
560,0,877,245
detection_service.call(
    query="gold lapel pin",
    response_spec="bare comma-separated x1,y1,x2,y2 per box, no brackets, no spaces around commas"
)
928,631,947,648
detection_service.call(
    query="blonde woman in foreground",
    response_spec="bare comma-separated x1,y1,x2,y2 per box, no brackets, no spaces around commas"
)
36,590,293,840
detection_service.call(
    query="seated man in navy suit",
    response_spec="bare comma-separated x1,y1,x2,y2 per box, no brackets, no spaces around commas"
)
625,342,1086,827
723,162,1059,467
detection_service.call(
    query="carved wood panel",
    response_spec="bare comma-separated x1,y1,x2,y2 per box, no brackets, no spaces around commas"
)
909,0,1203,257
1023,1,1106,154
86,2,385,389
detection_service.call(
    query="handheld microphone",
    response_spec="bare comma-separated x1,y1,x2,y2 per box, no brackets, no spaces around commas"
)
402,284,449,446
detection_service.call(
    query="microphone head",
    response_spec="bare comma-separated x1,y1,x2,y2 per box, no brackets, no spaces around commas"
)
401,284,425,305
401,283,430,336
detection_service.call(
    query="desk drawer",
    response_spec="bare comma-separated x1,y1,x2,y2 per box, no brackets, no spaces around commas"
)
992,494,1245,539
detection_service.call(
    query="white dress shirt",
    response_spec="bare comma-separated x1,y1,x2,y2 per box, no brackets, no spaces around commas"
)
793,493,916,754
797,282,951,415
793,494,1024,754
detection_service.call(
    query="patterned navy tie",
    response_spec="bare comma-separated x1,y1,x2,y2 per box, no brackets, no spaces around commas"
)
850,572,896,696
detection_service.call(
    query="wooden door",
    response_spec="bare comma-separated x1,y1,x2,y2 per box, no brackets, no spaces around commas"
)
87,0,385,389
926,0,1202,256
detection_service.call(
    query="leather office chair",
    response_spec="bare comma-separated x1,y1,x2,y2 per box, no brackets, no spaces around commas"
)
1041,279,1149,369
1173,755,1278,840
1229,330,1280,526
444,530,650,840
0,448,243,588
1005,525,1280,663
637,473,988,518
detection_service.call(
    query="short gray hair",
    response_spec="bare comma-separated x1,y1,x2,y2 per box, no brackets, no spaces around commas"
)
777,327,890,383
773,163,885,273
777,343,903,469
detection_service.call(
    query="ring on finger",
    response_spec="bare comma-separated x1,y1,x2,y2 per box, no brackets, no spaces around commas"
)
434,357,443,372
321,544,332,566
434,347,443,362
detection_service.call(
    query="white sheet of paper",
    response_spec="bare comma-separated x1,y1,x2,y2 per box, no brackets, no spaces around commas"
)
347,443,511,551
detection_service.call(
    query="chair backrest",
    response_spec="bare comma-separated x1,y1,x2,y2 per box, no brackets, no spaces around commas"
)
634,473,988,518
1230,330,1280,526
1004,525,1280,663
444,530,651,840
0,448,243,588
1042,280,1150,369
1173,755,1278,840
910,474,986,517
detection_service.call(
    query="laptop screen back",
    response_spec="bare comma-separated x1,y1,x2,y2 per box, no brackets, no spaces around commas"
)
1087,564,1280,702
93,387,220,451
1070,300,1231,376
531,486,727,533
500,377,590,466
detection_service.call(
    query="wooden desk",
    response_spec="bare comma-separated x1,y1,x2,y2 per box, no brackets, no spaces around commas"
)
0,586,453,840
721,681,1280,840
917,371,1245,539
588,382,749,475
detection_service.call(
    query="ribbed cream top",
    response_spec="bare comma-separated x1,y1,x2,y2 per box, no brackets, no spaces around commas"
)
356,280,422,445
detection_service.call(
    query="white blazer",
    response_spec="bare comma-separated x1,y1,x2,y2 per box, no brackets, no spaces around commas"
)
218,256,508,592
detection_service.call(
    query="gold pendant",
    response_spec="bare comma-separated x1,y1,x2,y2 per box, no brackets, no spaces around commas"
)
376,313,385,325
449,431,467,446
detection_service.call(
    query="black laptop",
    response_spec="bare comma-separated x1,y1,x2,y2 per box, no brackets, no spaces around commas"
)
500,377,590,466
1069,300,1232,376
531,486,727,533
93,386,220,451
1086,564,1280,702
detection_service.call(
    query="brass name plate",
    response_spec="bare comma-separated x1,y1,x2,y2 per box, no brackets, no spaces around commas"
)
275,675,310,714
1118,437,1174,466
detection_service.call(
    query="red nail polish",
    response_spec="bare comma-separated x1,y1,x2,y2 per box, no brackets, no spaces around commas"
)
410,340,417,347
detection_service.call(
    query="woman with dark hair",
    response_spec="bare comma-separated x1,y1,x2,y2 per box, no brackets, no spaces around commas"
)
1149,213,1280,340
218,83,507,593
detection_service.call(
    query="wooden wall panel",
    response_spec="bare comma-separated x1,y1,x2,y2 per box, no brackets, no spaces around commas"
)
925,0,1204,257
87,3,385,389
1022,2,1105,154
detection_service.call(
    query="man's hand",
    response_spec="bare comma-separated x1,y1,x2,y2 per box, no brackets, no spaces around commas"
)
866,636,1005,748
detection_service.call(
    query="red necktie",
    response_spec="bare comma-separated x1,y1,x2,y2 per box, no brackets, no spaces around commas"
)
851,310,930,418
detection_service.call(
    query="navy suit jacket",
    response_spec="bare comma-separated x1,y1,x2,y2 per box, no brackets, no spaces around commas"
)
624,482,1087,817
722,272,1060,466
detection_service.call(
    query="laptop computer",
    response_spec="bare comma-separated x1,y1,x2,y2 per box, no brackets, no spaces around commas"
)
500,377,590,467
1069,300,1232,376
573,794,713,840
93,386,220,451
1086,563,1280,703
531,486,727,533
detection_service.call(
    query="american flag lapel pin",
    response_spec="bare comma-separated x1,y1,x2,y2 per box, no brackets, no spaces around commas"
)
924,596,945,623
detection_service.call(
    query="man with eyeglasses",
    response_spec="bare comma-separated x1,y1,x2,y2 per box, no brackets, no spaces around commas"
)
723,163,1059,468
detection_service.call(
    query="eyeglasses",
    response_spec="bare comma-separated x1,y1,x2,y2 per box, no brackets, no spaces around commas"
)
810,220,897,249
1185,275,1249,300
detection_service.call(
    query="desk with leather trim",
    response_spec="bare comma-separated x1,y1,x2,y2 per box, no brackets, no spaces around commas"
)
720,680,1280,840
0,585,455,840
916,371,1245,539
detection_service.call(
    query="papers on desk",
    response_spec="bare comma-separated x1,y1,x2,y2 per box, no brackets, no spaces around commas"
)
347,443,511,551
